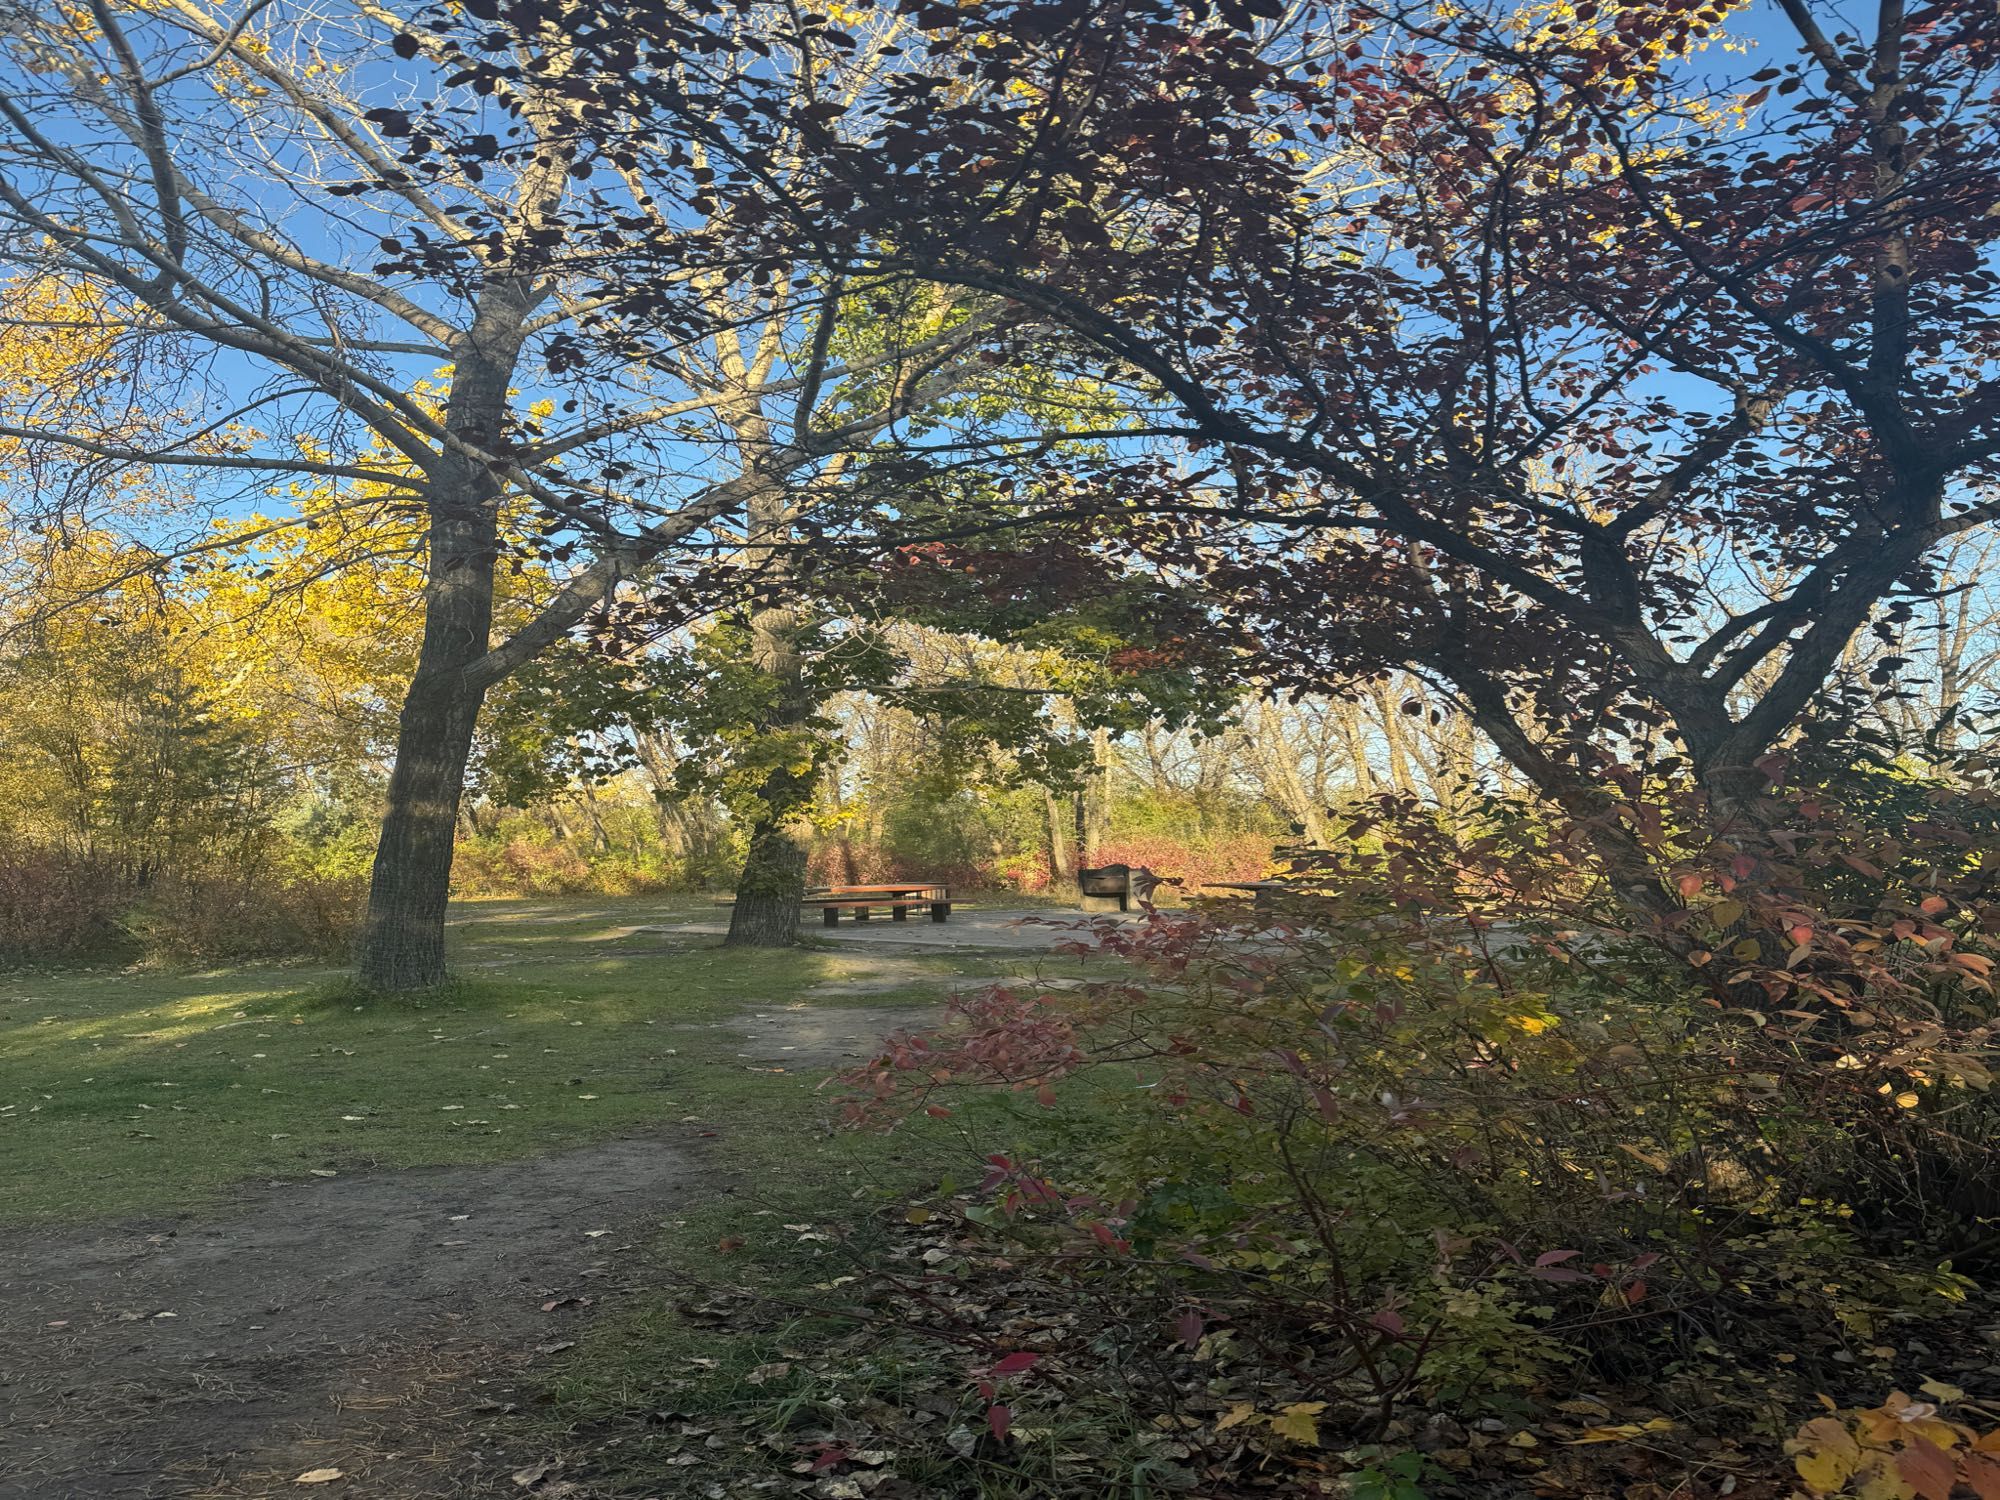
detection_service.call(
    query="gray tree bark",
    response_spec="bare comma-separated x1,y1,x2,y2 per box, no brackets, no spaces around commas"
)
725,602,815,948
356,286,528,990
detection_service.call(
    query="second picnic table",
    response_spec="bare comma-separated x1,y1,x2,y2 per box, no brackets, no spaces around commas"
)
1202,879,1286,915
803,882,953,925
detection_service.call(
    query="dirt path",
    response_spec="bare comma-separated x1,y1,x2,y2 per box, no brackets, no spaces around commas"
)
0,1002,933,1499
0,1131,703,1498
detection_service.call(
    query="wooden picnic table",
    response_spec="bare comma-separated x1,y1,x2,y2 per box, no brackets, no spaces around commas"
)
812,883,948,895
804,882,953,925
1202,879,1287,914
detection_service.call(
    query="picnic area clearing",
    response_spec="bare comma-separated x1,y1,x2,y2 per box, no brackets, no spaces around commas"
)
0,897,1100,1497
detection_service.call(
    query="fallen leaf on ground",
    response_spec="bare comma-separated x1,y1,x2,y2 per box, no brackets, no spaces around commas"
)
294,1469,344,1485
1569,1417,1676,1444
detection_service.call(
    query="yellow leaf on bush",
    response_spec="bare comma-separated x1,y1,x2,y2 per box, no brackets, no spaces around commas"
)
1215,1402,1257,1432
1792,1417,1863,1492
1268,1402,1326,1446
1948,1057,1993,1089
1619,1143,1671,1173
1851,1450,1919,1500
1709,899,1745,929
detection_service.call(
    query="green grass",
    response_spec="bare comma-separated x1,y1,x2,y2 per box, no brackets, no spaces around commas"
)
0,892,1149,1494
0,896,1045,1222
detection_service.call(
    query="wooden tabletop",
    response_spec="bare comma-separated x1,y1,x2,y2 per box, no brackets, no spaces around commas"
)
814,883,948,896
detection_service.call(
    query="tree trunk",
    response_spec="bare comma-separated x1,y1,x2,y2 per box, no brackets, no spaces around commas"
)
356,289,526,991
726,603,815,948
727,810,812,946
1083,727,1112,864
1333,699,1379,797
580,790,612,853
1045,788,1076,884
1251,699,1331,845
1370,682,1421,796
356,506,497,990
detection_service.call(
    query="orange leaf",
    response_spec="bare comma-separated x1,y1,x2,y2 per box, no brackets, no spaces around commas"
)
1963,1451,2000,1499
1896,1435,1958,1500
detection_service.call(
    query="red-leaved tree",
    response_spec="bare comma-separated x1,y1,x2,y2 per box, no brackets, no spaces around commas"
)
544,0,2000,899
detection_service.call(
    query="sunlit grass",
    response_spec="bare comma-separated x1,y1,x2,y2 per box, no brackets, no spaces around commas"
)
0,899,1032,1222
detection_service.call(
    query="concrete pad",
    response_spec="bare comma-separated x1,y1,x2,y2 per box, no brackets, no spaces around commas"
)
637,906,1169,950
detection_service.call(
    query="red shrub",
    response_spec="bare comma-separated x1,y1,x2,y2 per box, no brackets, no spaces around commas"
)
1088,833,1272,892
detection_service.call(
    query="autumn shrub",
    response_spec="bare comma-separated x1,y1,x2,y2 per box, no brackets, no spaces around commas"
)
0,846,129,962
571,846,682,896
840,891,1999,1456
0,845,364,966
452,824,699,896
122,868,364,965
987,845,1053,892
451,830,598,895
929,831,1273,894
807,841,998,890
1090,831,1272,891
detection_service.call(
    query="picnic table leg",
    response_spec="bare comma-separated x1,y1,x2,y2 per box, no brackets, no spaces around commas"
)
930,902,949,923
822,907,839,927
854,906,870,921
892,904,909,920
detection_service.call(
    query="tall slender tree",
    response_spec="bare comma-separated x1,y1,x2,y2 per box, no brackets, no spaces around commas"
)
0,0,1005,983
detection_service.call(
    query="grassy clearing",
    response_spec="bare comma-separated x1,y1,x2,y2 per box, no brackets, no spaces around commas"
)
0,896,1049,1222
0,892,1134,1494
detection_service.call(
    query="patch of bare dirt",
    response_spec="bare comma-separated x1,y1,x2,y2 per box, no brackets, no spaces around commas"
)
0,998,938,1499
700,1001,948,1071
0,1133,700,1498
